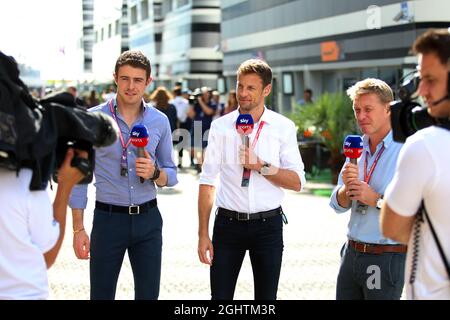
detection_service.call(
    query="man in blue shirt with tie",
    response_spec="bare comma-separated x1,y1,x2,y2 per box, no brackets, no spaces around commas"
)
69,50,178,300
329,78,406,299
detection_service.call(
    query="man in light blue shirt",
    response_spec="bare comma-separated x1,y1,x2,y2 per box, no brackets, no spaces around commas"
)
69,50,177,300
329,78,406,300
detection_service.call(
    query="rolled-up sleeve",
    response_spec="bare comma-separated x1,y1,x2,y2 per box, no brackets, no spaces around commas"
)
69,183,88,209
199,121,221,186
280,122,306,191
157,118,178,187
329,163,349,213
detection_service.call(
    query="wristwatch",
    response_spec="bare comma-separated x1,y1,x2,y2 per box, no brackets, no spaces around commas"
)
259,162,272,176
376,195,384,209
150,164,161,181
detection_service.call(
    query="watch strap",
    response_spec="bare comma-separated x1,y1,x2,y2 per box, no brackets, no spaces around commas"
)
150,163,161,181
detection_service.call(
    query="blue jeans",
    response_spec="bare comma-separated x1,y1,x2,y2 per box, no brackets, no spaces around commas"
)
89,206,163,300
336,242,406,300
210,214,284,300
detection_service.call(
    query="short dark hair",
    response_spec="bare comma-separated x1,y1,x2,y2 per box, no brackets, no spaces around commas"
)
304,88,313,95
115,50,152,79
413,28,450,66
173,86,182,96
237,59,272,88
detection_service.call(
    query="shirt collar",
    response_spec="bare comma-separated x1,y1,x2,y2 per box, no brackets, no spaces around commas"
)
111,97,148,115
362,130,394,151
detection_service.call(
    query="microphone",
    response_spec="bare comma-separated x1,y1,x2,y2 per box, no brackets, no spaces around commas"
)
343,135,364,213
430,94,449,107
236,114,254,187
343,135,363,164
130,124,149,183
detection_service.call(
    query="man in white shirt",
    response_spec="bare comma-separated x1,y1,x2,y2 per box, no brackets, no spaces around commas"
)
171,86,191,168
381,28,450,299
197,59,305,300
0,149,86,299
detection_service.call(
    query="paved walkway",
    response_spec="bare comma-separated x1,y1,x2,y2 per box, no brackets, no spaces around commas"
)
47,170,347,300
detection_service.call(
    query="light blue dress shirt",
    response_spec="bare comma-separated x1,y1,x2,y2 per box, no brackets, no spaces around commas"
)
329,131,402,244
69,98,177,209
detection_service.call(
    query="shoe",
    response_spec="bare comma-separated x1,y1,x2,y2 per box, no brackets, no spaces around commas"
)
177,164,182,169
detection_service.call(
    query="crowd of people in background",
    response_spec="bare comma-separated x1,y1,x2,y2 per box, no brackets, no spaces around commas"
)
29,83,241,173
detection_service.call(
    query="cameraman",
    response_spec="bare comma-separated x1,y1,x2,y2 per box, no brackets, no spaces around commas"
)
0,149,87,299
381,29,450,299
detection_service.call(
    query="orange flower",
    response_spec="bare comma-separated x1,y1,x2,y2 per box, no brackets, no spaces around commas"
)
303,129,313,138
321,130,332,140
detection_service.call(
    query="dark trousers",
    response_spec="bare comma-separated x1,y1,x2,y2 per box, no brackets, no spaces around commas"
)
90,206,163,300
178,121,191,160
336,242,406,300
210,214,284,300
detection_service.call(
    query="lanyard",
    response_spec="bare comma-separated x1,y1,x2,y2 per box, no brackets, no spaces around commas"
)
251,121,266,148
108,100,132,175
241,120,266,187
108,99,132,150
364,144,385,184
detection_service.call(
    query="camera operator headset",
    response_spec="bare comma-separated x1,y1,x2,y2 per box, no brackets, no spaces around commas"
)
381,28,450,300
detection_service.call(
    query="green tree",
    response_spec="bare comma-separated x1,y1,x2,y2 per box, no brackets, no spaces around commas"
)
291,92,358,184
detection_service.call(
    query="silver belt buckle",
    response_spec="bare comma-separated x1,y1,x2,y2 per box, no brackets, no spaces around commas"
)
237,212,250,221
129,205,140,215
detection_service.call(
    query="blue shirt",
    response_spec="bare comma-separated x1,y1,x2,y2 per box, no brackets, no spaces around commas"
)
69,98,178,209
329,131,402,244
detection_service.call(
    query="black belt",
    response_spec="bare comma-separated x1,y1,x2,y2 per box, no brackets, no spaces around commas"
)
95,199,157,215
217,207,282,221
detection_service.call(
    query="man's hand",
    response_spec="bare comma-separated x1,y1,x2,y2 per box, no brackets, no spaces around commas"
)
346,180,379,206
57,148,88,188
73,230,90,259
198,235,214,266
239,145,262,171
135,149,156,180
341,162,359,186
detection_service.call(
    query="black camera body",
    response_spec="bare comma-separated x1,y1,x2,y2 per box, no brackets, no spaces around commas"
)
39,91,118,187
188,88,202,105
0,51,118,190
390,71,450,143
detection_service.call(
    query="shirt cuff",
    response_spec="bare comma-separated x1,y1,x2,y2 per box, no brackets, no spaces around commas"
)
164,167,178,187
199,174,217,187
69,194,88,209
329,185,349,213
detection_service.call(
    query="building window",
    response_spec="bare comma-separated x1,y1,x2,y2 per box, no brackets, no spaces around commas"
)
100,28,104,41
176,0,189,8
115,20,120,35
282,72,294,95
141,0,149,20
108,23,112,38
217,77,226,94
130,6,138,25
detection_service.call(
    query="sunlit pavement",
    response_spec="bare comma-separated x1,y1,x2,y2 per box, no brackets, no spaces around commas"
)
47,168,348,300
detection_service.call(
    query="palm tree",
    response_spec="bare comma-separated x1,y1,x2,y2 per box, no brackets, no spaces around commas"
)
291,92,358,184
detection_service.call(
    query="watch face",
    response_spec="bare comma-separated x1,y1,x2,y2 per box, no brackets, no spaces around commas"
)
261,166,269,175
376,198,383,209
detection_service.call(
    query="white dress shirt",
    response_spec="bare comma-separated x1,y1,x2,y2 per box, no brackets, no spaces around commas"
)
200,107,305,214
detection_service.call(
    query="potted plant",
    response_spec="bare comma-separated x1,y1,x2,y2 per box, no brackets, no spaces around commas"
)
291,92,358,184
